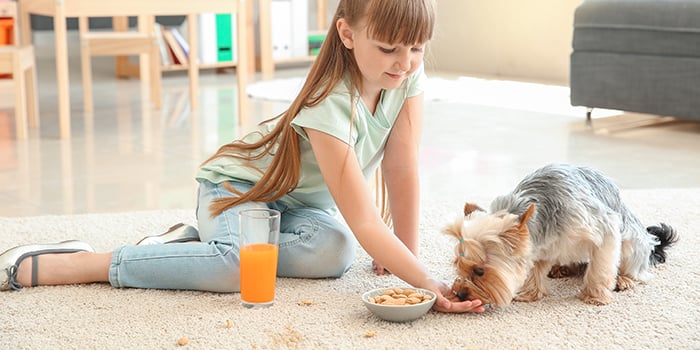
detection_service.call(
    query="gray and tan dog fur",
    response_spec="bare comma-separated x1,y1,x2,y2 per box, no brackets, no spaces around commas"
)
443,164,678,307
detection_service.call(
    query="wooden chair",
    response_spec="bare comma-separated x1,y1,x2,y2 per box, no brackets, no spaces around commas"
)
0,1,38,140
0,45,39,140
78,15,161,113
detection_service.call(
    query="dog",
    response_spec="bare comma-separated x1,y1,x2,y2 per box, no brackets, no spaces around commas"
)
443,163,678,307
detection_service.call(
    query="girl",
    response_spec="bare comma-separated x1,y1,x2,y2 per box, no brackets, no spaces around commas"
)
1,0,484,313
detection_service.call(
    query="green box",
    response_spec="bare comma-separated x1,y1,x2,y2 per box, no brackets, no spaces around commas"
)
307,32,326,56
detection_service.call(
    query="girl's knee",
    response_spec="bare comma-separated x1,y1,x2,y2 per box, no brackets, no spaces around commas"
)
319,230,356,277
202,244,242,293
278,226,356,278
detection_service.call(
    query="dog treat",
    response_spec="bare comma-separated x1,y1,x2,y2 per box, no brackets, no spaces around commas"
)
364,330,377,338
225,319,233,329
368,288,432,305
177,337,189,346
299,299,313,306
406,297,422,304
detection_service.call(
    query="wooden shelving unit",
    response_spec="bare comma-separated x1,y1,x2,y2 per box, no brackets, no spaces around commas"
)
160,61,242,72
257,0,328,78
114,9,257,78
117,0,327,79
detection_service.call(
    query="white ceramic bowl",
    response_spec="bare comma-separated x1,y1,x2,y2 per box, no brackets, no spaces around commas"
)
361,287,437,322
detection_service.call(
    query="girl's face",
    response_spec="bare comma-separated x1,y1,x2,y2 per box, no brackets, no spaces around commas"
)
338,20,426,98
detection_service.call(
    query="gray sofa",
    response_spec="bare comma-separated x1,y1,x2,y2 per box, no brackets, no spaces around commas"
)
569,0,700,122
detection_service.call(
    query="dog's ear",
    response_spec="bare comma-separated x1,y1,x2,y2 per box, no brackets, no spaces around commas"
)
518,203,535,229
442,217,464,241
500,204,535,254
463,202,485,216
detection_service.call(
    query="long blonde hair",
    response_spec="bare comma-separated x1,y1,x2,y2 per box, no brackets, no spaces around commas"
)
204,0,436,217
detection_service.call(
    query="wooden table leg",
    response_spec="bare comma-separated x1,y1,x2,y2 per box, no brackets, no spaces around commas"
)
186,14,198,111
245,0,255,77
55,8,71,139
317,0,327,31
237,0,249,125
19,5,30,45
146,15,161,108
258,0,273,79
113,16,132,78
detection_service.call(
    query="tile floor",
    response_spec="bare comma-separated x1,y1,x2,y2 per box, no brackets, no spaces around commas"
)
1,32,699,217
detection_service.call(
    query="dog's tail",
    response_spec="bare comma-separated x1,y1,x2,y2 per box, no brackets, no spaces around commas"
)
646,223,679,266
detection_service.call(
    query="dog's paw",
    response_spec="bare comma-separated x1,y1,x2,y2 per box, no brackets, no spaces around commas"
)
578,287,613,305
547,263,587,279
614,274,636,291
514,288,546,302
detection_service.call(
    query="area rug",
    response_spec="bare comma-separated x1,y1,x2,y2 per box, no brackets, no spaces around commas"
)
1,189,698,349
245,75,621,118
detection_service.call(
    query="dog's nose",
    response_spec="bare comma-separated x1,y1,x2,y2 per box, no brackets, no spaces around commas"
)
455,290,469,301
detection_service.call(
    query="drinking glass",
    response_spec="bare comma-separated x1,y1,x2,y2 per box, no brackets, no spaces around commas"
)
239,208,280,309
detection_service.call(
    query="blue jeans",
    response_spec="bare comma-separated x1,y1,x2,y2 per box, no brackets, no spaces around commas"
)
108,180,356,292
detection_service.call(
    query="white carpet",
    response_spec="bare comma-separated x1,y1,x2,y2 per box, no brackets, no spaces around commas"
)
245,76,621,118
1,189,699,349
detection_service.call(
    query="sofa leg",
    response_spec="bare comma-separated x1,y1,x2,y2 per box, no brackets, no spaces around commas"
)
585,107,594,125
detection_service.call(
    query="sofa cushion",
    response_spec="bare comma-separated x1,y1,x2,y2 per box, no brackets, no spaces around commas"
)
573,0,700,57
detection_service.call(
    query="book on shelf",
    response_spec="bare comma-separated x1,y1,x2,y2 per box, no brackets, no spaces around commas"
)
170,27,190,57
153,23,172,66
270,0,292,59
162,28,188,65
269,0,310,59
154,15,238,69
197,13,238,64
289,0,309,58
198,13,218,64
215,14,234,62
307,31,326,56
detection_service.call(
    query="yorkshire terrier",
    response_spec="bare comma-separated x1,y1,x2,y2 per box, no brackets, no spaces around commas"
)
443,163,678,307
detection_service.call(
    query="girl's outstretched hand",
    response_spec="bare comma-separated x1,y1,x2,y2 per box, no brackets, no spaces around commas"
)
425,278,485,313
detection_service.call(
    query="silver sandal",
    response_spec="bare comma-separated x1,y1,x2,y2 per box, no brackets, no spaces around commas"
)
0,240,94,291
135,223,200,245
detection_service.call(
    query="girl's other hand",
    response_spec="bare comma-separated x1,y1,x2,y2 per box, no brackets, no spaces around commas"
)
372,260,391,275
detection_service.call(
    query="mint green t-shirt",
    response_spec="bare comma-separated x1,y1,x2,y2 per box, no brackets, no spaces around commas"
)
196,64,426,212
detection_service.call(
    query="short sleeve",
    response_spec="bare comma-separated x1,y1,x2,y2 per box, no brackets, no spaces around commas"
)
406,63,427,98
291,90,358,145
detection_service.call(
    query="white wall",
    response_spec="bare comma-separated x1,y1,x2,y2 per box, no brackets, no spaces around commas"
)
428,0,582,85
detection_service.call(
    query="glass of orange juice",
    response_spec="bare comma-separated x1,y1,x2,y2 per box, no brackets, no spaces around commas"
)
239,208,280,309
